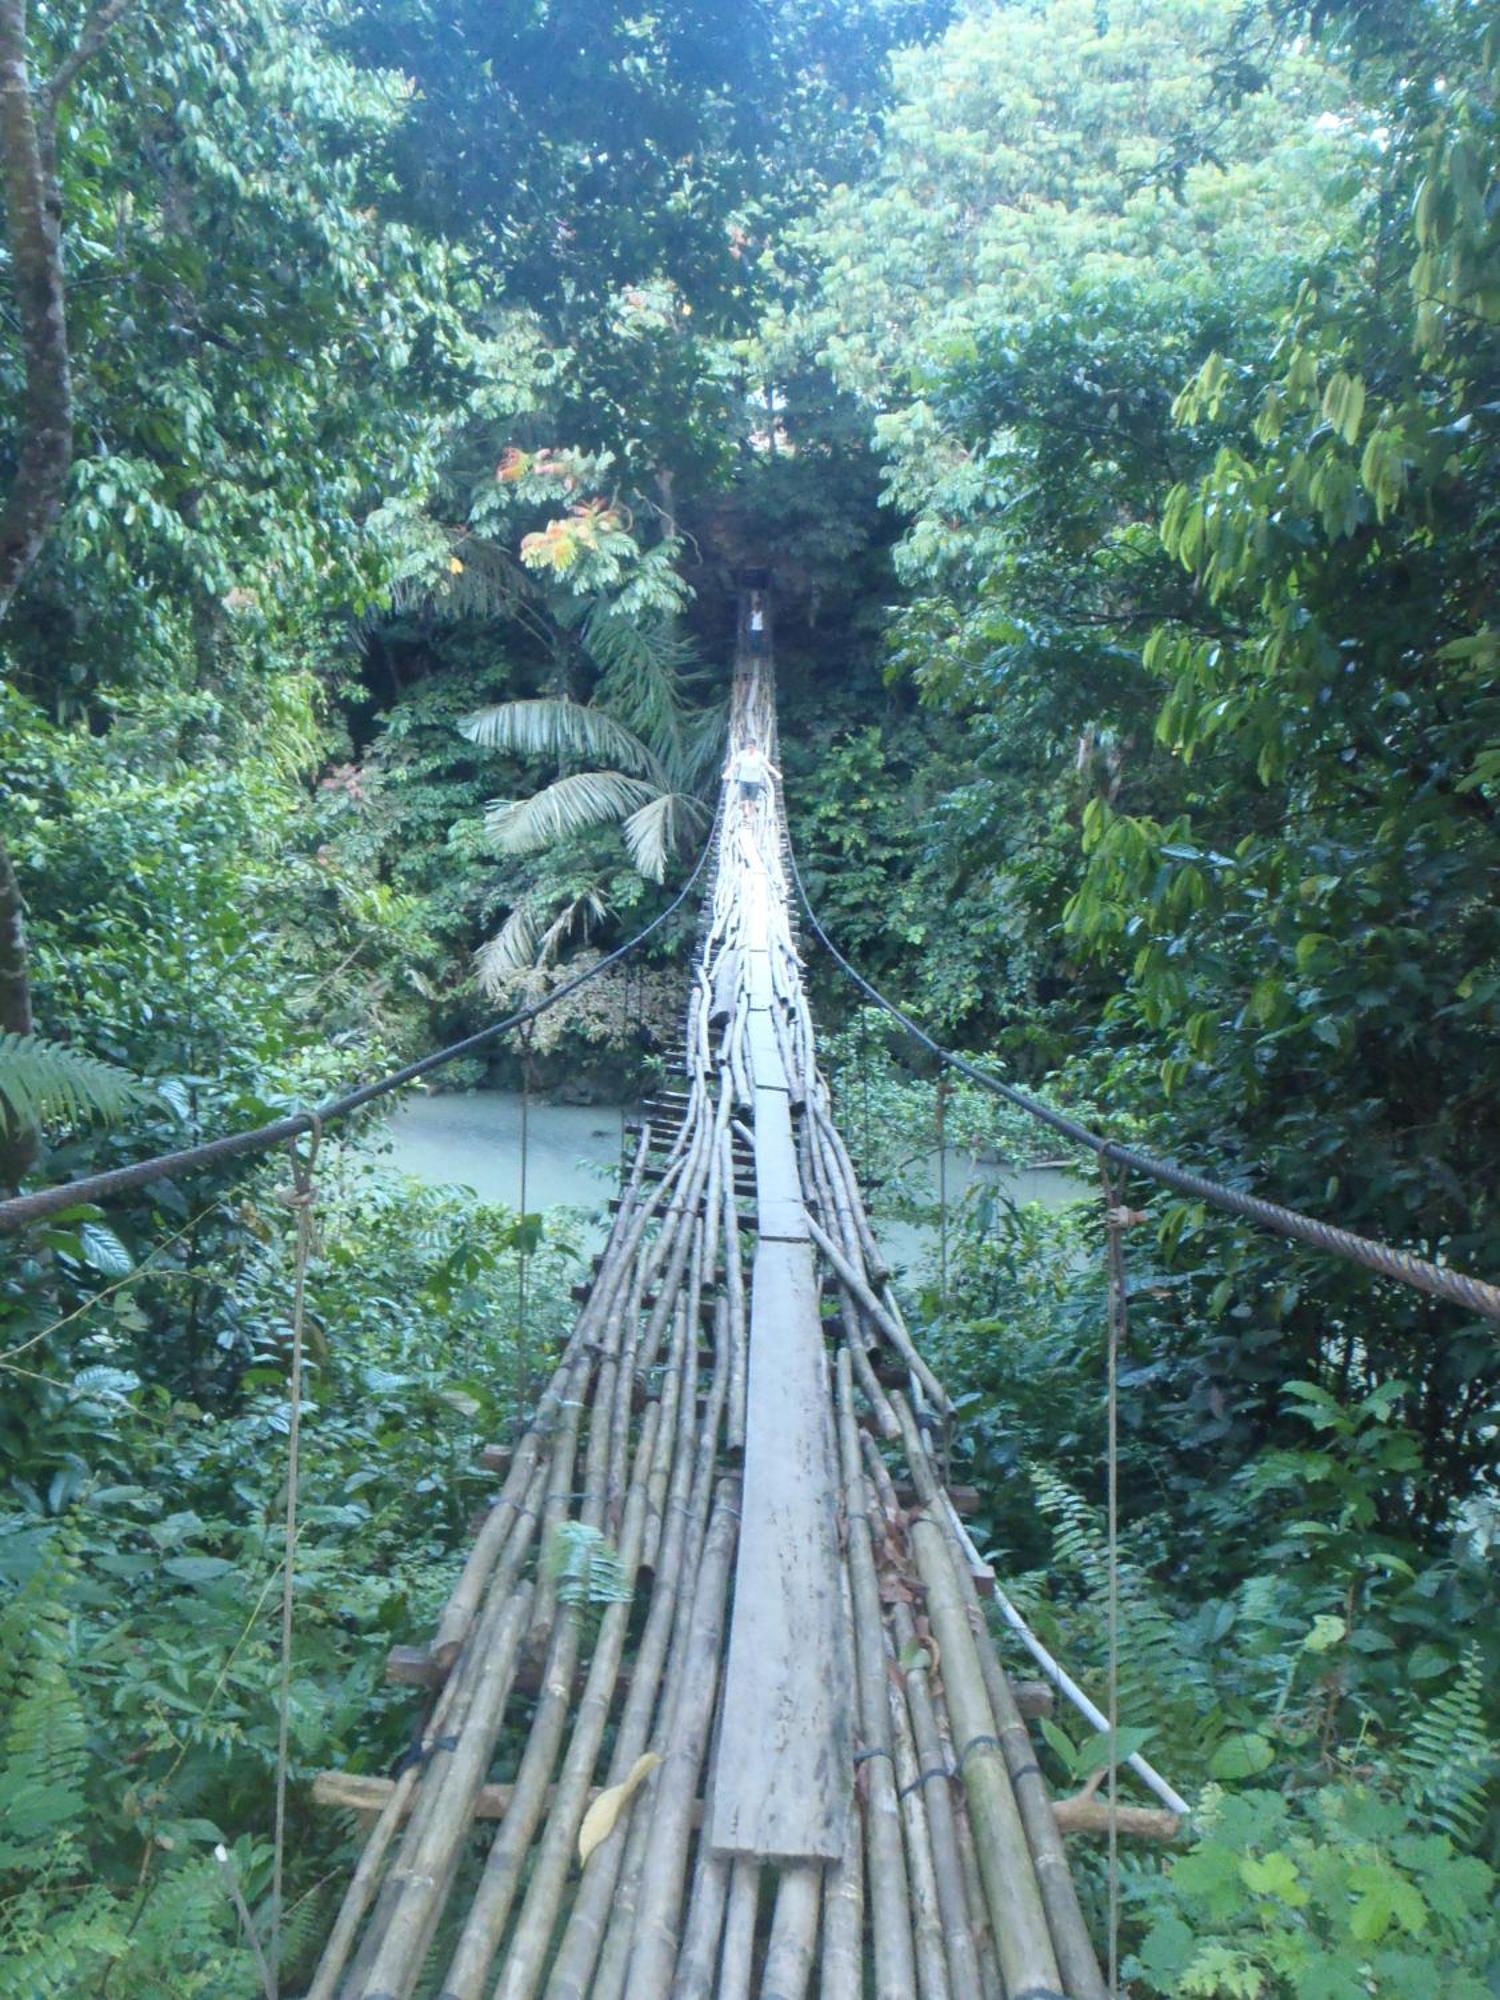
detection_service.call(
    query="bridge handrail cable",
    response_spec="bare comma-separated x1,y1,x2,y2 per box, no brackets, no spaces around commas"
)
786,847,1500,1328
0,834,716,1233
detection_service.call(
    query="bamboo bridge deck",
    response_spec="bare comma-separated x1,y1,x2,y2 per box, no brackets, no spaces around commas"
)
305,635,1110,2000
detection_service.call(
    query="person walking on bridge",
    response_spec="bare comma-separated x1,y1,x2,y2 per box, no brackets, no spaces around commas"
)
725,740,780,806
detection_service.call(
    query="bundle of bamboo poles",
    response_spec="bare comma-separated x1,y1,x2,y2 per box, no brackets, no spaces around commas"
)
304,648,1133,2000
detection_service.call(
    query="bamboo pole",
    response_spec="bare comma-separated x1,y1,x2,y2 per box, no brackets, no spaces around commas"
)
587,1755,656,2000
761,1866,822,2000
818,1797,863,2000
458,1409,665,2000
716,1859,761,2000
544,1363,718,1999
671,1835,731,1998
894,1397,1111,1999
834,1349,917,2000
951,1785,1004,2000
906,1507,1063,2000
721,1131,749,1455
336,1468,548,1996
807,1211,951,1416
305,1647,472,2000
624,1477,741,1995
348,1581,534,1999
886,1655,952,2000
798,1118,899,1441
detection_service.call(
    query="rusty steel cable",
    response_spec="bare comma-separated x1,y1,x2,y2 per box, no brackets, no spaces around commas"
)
786,848,1500,1328
0,838,713,1234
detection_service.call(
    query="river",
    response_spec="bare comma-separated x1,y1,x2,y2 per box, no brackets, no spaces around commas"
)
372,1091,1088,1268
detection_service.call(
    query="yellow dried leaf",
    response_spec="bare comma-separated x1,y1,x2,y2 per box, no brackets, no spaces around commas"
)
577,1752,661,1867
449,556,465,574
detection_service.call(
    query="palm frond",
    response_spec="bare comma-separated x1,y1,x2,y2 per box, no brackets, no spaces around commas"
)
536,890,609,966
474,903,540,994
460,698,663,784
484,771,659,856
584,610,701,767
434,538,530,622
621,791,709,882
0,1033,150,1134
682,701,732,787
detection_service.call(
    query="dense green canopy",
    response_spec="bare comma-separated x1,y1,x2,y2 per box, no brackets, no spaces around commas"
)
0,0,1495,1990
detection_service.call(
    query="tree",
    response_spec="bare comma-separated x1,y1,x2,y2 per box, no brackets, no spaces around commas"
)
0,0,477,1184
460,610,719,990
1065,0,1500,1517
0,0,143,1184
785,0,1352,1043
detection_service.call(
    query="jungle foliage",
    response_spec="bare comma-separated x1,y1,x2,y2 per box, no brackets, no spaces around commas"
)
0,0,1496,1991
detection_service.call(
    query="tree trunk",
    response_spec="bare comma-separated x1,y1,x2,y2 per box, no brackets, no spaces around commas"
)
0,0,136,1187
0,833,38,1187
0,0,75,623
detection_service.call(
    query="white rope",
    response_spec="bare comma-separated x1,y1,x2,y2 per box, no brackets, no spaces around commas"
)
1102,1167,1128,1997
272,1118,321,1994
516,1023,533,1419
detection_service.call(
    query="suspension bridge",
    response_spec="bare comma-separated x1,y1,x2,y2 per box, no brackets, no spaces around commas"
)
4,582,1497,1999
300,608,1125,2000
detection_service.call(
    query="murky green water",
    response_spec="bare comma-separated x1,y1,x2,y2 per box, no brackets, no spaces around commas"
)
373,1091,627,1215
370,1091,1087,1271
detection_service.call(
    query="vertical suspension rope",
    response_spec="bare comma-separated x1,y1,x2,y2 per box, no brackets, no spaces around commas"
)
936,1074,950,1308
859,1004,871,1178
1100,1163,1129,1997
272,1118,320,1996
516,1023,534,1418
618,956,629,1160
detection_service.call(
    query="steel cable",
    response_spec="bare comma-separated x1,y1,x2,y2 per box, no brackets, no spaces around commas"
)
786,848,1500,1327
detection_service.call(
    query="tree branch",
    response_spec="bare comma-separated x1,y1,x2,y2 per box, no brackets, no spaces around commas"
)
37,0,136,127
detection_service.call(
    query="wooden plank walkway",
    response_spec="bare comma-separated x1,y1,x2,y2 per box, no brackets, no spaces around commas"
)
709,1237,849,1860
751,1100,807,1242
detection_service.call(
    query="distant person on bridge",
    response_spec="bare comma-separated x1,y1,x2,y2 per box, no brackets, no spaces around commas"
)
725,741,780,805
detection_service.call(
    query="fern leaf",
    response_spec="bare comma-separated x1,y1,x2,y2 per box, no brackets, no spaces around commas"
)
0,1032,149,1134
1397,1648,1496,1843
548,1523,632,1609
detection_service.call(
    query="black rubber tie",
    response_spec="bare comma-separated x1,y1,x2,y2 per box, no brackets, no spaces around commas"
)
898,1763,953,1799
852,1746,894,1768
390,1730,458,1779
956,1733,1003,1775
